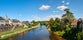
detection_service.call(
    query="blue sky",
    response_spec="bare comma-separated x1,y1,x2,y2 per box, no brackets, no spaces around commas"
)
0,0,83,21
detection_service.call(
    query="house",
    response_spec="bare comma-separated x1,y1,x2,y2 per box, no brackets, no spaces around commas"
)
71,20,78,27
0,16,23,31
22,21,29,25
0,16,11,31
0,17,5,25
0,16,22,27
11,19,22,26
23,24,28,28
0,16,9,25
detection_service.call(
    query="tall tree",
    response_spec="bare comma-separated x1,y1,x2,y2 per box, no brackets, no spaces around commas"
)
54,18,61,31
48,18,55,31
62,9,75,26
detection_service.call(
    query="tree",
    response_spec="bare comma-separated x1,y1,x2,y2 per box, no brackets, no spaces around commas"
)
62,9,75,27
48,18,55,31
54,18,61,31
48,18,55,26
31,20,36,24
48,18,62,31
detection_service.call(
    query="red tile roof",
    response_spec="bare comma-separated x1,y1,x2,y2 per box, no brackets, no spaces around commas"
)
71,20,78,26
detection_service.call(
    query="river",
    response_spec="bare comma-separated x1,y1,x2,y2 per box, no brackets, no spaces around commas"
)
8,25,50,40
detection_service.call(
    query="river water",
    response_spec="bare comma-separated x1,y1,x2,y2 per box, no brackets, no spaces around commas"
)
10,25,50,40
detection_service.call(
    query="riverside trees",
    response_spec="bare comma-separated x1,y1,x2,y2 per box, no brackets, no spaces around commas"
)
62,9,75,27
48,9,75,31
45,9,83,40
37,8,83,40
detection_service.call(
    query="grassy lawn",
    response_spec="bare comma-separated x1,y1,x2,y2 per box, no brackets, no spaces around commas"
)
0,23,40,40
0,27,27,40
0,27,23,35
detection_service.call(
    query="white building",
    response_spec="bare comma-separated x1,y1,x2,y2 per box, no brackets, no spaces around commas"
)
11,19,22,26
0,16,22,26
0,17,8,25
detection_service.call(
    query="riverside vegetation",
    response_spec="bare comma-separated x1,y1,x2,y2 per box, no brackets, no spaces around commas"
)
0,22,40,40
39,9,83,40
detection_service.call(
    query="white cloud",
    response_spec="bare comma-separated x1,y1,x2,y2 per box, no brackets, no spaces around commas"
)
66,2,70,5
62,0,65,3
39,5,51,10
57,5,68,10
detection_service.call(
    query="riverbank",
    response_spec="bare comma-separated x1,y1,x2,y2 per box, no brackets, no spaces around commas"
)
0,23,40,40
47,28,66,40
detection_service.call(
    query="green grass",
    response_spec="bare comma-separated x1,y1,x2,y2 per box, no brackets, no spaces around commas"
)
0,23,40,40
0,27,23,35
0,27,26,39
54,30,65,36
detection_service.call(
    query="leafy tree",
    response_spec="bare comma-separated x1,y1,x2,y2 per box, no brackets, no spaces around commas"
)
54,18,61,31
31,20,36,24
76,32,83,40
48,18,55,31
48,18,62,31
62,9,75,27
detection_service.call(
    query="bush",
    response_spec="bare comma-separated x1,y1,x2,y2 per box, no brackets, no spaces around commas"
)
76,32,83,40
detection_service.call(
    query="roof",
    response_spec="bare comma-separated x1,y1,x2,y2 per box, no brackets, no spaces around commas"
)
22,21,29,24
11,19,20,23
0,17,5,20
71,20,78,26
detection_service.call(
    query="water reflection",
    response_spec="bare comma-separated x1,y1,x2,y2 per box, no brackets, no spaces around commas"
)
8,25,50,40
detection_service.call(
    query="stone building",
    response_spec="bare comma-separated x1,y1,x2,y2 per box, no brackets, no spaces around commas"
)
0,16,9,25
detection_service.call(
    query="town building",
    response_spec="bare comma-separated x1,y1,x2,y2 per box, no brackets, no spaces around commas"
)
0,16,9,25
0,16,22,31
71,20,78,27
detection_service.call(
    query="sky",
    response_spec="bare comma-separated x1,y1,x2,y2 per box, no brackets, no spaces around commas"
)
0,0,83,21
